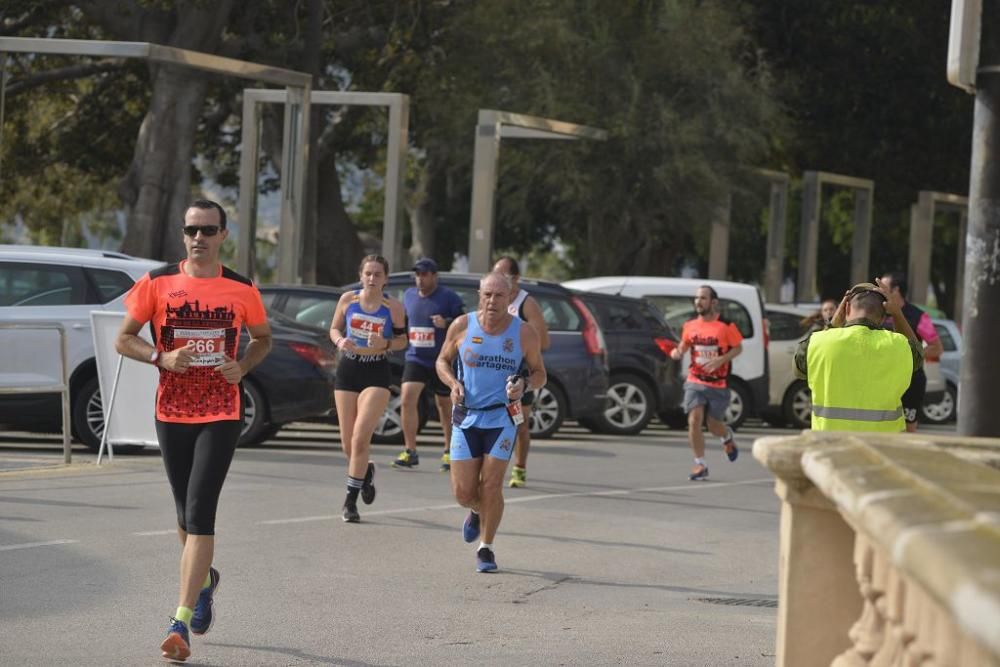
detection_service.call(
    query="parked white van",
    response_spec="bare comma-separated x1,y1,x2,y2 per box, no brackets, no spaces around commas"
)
564,276,768,427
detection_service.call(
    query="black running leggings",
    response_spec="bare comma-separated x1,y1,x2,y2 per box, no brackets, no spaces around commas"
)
155,419,241,536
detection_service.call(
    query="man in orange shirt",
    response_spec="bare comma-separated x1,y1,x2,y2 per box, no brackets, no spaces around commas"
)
669,285,743,480
115,199,272,662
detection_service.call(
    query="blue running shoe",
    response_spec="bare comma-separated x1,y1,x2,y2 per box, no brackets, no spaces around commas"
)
476,547,498,573
160,617,191,662
689,463,709,481
190,567,220,635
723,430,739,462
463,511,480,543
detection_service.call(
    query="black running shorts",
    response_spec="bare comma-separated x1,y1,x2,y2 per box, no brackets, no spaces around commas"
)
335,354,391,393
401,361,450,396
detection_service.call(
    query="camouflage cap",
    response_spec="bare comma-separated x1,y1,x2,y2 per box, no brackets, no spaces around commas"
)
848,282,887,302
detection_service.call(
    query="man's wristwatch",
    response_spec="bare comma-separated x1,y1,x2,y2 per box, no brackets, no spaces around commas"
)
149,350,160,366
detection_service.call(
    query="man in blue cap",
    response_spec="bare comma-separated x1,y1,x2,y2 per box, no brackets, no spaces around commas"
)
394,257,465,470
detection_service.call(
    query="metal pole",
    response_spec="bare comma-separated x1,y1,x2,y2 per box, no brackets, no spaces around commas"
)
907,193,934,305
954,209,968,326
764,179,789,303
59,327,71,464
708,193,732,280
383,96,408,271
849,186,873,287
796,172,821,302
96,355,124,466
468,113,501,273
236,96,260,279
0,53,7,187
277,87,306,284
958,0,1000,436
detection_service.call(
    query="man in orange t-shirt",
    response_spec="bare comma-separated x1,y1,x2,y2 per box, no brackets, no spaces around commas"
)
669,285,743,481
115,199,272,662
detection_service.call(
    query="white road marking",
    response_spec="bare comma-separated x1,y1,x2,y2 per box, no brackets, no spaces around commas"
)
258,478,773,525
0,539,78,552
133,529,176,536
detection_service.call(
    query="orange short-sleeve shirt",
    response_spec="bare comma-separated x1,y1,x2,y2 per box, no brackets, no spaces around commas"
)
124,261,268,424
681,317,744,388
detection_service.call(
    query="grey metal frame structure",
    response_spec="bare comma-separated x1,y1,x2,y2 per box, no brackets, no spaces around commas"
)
706,169,790,293
796,171,875,302
707,193,733,280
760,170,791,303
0,323,70,463
468,109,607,273
908,191,969,322
0,37,312,283
237,90,409,281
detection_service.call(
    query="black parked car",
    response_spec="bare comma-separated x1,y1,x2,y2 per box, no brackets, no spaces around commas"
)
572,291,682,435
263,272,611,441
235,311,337,445
261,283,424,443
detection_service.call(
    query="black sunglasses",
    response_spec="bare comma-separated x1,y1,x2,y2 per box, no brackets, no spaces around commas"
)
183,225,221,237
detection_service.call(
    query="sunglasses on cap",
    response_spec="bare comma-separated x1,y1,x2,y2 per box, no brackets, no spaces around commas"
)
183,225,221,237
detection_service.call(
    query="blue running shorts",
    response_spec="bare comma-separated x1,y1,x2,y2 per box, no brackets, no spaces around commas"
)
450,421,518,461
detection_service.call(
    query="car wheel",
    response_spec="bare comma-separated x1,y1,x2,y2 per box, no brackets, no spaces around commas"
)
724,380,750,429
593,373,655,435
782,380,812,430
239,380,271,446
371,383,428,445
71,376,144,454
529,384,565,439
921,383,957,424
71,376,104,453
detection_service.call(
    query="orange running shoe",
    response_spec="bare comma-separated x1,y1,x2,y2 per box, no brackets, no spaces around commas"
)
160,617,191,662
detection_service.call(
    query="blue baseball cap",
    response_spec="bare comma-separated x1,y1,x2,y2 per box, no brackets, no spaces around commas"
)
412,258,438,273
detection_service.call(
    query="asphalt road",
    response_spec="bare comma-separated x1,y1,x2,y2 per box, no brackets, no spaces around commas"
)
1,419,954,666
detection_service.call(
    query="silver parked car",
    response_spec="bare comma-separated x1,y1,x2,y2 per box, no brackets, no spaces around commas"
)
921,319,961,424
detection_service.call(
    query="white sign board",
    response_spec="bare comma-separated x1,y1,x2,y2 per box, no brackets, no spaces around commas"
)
90,311,159,452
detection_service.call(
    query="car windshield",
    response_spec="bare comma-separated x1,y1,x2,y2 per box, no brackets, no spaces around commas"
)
295,301,336,330
647,295,754,338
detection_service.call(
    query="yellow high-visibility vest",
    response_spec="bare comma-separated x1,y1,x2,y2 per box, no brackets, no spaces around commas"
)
806,325,912,432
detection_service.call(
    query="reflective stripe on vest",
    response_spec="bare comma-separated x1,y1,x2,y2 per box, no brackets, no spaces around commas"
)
812,405,903,422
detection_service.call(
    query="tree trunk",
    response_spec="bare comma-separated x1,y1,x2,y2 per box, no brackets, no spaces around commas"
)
315,148,365,285
90,0,235,261
407,161,434,262
119,67,209,261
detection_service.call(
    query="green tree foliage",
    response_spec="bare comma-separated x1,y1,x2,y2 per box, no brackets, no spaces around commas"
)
738,1,973,305
397,0,784,277
0,4,146,245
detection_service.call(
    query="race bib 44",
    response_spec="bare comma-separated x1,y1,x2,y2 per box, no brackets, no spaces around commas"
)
174,328,227,367
349,313,385,346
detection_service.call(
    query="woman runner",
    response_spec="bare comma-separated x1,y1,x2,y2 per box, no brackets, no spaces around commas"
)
329,255,407,522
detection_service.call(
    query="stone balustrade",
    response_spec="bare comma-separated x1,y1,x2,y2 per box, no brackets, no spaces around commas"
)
753,431,1000,667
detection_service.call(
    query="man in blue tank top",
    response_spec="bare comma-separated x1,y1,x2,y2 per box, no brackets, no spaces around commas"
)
436,272,546,572
393,258,466,472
